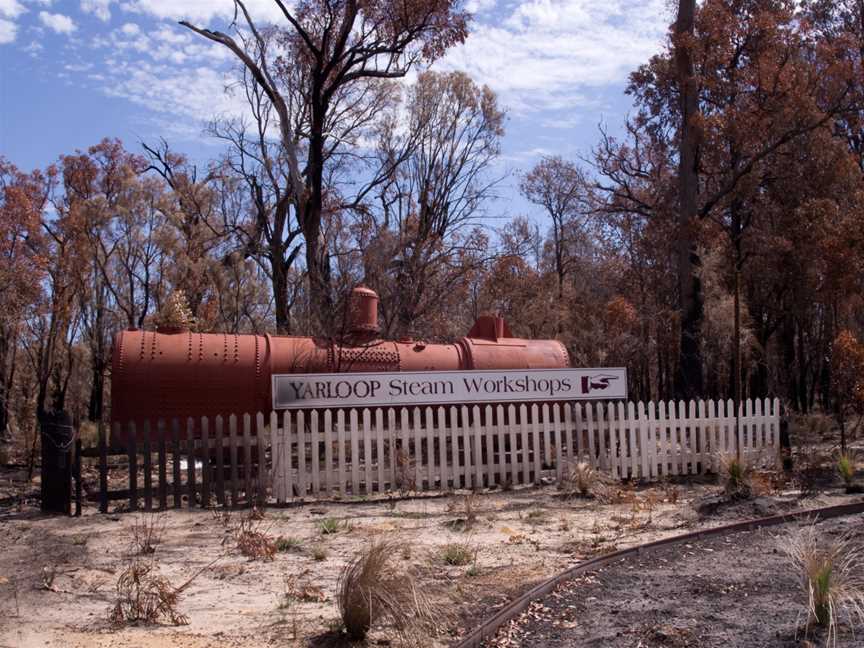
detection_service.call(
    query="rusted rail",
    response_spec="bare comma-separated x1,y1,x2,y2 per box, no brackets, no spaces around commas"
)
452,500,864,648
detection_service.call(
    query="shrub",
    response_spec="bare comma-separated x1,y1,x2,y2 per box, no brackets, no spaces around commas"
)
109,560,188,626
130,513,166,555
235,519,276,561
441,542,473,566
337,540,445,643
780,520,864,646
560,461,598,498
281,573,326,606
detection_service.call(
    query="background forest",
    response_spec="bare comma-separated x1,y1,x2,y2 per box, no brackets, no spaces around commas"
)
2,0,864,460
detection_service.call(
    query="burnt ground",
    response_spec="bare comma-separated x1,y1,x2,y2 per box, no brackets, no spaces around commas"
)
486,515,864,648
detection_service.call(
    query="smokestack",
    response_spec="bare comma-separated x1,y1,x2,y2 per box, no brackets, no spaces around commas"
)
348,286,379,338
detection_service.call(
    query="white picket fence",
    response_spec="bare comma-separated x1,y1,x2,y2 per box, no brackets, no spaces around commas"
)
267,398,781,501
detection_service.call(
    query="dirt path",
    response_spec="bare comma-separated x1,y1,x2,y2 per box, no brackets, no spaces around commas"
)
485,515,864,648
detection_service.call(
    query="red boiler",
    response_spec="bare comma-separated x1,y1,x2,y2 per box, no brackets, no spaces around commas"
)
110,287,570,424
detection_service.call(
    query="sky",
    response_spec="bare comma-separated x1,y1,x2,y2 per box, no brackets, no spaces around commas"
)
0,0,672,221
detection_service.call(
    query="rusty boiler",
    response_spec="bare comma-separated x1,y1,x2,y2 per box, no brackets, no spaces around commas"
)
110,287,570,425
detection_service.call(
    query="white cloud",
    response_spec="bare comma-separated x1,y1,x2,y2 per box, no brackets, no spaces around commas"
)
120,0,287,23
0,17,15,42
81,0,113,21
0,0,24,41
38,10,76,34
22,38,42,53
119,21,139,35
0,0,25,19
102,60,246,123
437,0,669,114
465,0,496,13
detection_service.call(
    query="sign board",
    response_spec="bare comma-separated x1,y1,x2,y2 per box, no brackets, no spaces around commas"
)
272,368,627,410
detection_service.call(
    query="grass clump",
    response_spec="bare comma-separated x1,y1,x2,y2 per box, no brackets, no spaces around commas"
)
781,520,864,646
275,536,303,553
837,453,862,493
318,517,343,535
720,453,753,500
311,545,328,562
441,542,473,566
338,540,448,643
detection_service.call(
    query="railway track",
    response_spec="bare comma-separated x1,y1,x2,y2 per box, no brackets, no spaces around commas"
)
453,499,864,648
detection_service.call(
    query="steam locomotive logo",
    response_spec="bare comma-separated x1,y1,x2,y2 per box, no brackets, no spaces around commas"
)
581,374,619,394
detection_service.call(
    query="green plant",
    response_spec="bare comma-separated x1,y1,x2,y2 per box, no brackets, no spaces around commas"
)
720,453,753,500
837,453,861,493
338,540,447,643
318,517,342,535
781,520,864,646
441,543,473,566
275,536,303,553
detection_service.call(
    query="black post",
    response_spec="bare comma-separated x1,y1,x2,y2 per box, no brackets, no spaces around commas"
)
780,416,792,473
40,410,74,514
98,421,108,514
74,437,82,517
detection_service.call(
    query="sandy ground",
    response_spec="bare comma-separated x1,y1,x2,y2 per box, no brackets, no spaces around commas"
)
487,515,864,647
1,466,861,648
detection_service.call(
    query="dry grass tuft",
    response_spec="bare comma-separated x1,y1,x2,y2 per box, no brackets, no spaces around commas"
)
130,513,167,555
560,461,599,498
337,539,449,643
394,447,417,494
282,572,327,605
780,520,864,646
441,542,474,566
109,559,189,626
445,492,479,531
234,518,277,561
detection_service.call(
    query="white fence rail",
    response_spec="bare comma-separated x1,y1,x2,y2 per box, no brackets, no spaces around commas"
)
268,397,780,502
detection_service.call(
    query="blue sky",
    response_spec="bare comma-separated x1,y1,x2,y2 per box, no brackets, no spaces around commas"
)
0,0,671,221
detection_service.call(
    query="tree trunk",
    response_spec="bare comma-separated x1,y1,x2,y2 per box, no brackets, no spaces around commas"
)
0,329,9,441
303,97,334,334
272,254,292,335
673,0,704,400
87,360,105,422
